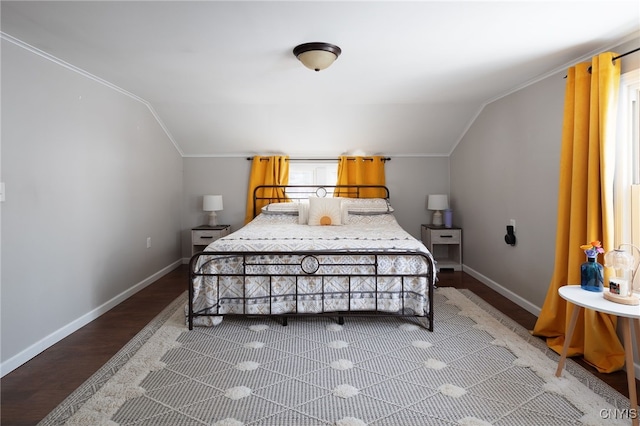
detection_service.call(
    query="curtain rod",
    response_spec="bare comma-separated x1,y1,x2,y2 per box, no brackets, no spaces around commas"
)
587,47,640,73
246,157,391,162
612,47,640,62
564,47,640,77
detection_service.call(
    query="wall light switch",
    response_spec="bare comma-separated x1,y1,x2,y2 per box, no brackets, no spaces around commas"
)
146,237,151,249
509,219,516,230
0,182,5,202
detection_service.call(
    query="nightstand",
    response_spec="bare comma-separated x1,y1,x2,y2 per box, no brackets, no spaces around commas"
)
421,225,462,271
191,225,231,255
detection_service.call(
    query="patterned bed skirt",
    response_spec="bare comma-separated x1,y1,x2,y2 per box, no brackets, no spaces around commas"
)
188,250,435,330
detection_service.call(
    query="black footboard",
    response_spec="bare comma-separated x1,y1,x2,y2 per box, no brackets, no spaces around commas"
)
188,250,435,331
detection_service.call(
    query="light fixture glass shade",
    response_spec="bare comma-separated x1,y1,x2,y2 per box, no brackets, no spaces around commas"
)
427,194,449,211
293,42,341,72
297,50,338,71
203,195,223,212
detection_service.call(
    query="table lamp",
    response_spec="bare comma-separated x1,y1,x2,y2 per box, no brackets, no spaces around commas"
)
603,244,640,305
427,194,449,226
203,195,223,226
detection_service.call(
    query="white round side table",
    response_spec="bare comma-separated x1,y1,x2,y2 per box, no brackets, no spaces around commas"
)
557,285,640,425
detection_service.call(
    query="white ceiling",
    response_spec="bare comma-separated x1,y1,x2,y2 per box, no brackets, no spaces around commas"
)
2,1,639,157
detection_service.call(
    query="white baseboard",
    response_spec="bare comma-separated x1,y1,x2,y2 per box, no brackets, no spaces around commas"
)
462,264,542,317
0,259,183,377
462,263,640,380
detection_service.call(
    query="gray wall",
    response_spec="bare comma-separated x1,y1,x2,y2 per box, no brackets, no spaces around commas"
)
384,156,450,238
182,157,249,254
450,39,640,314
450,74,563,311
181,156,450,258
1,40,184,373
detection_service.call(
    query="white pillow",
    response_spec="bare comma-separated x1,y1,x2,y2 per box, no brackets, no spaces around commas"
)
298,203,309,224
341,198,394,215
307,197,342,226
340,202,349,225
261,202,299,215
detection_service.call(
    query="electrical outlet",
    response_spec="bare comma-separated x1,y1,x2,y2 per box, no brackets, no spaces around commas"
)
146,237,151,249
510,219,516,231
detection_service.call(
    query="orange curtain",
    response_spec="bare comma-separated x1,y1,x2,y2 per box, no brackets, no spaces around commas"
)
244,156,289,223
334,156,386,198
532,53,624,373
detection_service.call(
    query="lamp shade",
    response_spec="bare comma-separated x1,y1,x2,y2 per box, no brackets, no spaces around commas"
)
203,195,223,212
427,194,449,211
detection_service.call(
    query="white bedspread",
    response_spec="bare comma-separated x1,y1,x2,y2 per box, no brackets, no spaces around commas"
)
211,213,430,252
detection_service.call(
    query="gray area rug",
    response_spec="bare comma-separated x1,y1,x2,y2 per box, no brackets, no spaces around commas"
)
39,288,630,425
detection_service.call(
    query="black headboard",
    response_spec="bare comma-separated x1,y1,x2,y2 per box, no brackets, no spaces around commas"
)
253,185,390,217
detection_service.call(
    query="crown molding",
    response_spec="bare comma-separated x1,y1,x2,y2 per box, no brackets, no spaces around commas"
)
1,32,184,157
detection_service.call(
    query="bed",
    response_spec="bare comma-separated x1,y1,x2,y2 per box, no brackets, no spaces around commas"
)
188,185,436,331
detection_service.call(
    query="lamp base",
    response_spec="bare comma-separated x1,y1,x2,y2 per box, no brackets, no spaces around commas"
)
603,291,640,305
208,212,218,226
432,210,443,227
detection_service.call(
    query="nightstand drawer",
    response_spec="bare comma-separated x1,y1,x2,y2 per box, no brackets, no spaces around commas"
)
192,229,227,244
430,229,461,244
191,225,231,255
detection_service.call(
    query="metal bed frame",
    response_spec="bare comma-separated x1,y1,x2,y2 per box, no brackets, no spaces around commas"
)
188,185,435,331
251,184,391,217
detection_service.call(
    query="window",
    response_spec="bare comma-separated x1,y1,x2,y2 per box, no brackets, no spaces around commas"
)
615,70,640,289
287,161,338,197
629,79,640,250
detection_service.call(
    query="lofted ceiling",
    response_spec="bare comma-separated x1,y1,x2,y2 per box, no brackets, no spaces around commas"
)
1,1,639,157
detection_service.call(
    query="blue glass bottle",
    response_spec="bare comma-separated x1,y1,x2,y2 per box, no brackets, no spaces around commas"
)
581,256,604,292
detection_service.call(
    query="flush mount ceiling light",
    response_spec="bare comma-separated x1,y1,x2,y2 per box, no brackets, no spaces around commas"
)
293,42,341,72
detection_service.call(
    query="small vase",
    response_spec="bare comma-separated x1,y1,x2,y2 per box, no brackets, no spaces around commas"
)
581,256,604,292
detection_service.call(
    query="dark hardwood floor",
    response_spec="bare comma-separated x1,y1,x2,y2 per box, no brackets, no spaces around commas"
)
0,265,186,426
1,266,635,425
